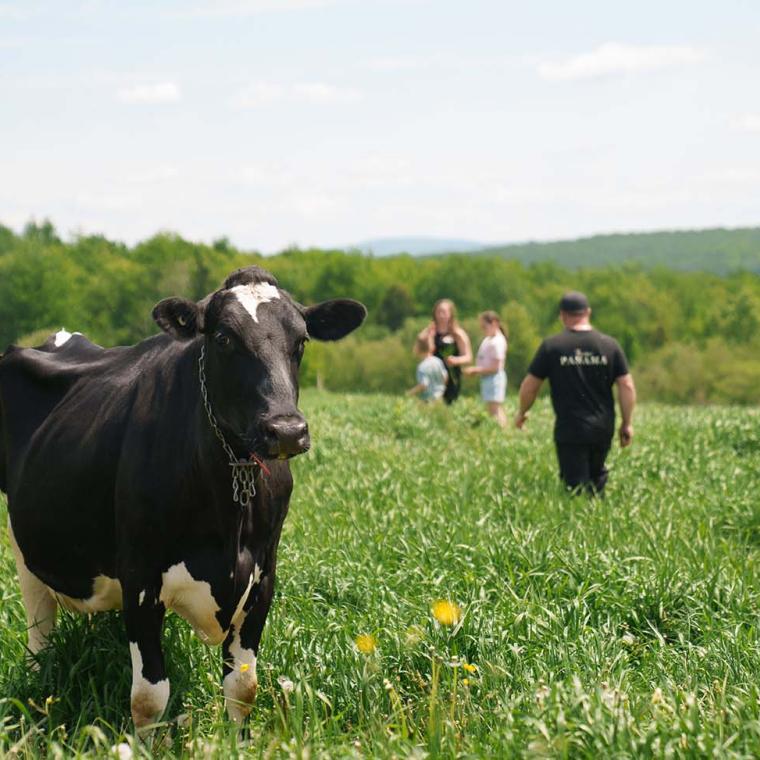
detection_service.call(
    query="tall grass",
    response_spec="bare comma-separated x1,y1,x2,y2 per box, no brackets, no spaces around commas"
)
0,392,759,757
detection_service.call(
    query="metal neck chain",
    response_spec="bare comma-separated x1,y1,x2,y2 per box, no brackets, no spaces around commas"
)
198,344,258,507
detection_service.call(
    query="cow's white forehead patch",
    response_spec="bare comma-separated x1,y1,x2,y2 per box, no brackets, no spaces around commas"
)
231,282,280,323
53,329,82,347
54,329,72,347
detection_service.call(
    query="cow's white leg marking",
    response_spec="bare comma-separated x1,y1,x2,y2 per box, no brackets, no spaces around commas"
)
8,521,57,657
159,562,225,645
231,282,280,323
129,642,170,730
223,571,259,723
223,623,257,724
232,572,255,626
138,590,146,606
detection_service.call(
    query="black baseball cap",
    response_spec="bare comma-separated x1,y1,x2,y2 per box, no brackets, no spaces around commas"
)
559,291,590,313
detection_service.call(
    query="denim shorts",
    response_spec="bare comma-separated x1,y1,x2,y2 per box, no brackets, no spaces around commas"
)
481,370,507,402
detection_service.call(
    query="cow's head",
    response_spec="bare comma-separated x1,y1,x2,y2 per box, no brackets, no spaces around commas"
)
152,266,366,460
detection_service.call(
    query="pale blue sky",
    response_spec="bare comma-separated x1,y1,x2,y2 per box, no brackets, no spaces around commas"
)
1,0,759,251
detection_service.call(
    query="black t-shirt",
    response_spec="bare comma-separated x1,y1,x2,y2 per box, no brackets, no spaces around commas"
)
528,329,629,444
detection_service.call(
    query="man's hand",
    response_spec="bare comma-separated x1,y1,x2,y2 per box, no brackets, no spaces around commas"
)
516,375,543,430
619,423,633,447
462,366,477,376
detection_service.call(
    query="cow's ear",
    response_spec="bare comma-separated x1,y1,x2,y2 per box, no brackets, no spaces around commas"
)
304,299,367,341
152,297,203,340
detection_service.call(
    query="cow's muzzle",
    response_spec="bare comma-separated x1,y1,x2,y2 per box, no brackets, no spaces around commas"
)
262,415,310,459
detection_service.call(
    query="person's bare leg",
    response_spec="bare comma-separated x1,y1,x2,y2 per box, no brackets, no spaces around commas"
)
487,402,507,429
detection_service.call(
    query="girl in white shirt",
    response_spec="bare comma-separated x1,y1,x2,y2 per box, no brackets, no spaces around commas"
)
464,311,508,428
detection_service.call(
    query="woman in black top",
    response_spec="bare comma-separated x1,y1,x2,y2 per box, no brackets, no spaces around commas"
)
415,299,473,404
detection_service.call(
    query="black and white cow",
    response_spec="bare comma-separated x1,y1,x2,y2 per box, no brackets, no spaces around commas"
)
0,265,365,728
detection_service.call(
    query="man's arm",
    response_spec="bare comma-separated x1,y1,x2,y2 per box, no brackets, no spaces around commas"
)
515,374,544,429
615,373,636,447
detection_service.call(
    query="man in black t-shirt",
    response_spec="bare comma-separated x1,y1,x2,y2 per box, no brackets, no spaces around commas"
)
515,291,636,494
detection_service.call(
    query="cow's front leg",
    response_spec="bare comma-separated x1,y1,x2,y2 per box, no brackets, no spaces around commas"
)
223,612,259,724
222,575,275,724
123,588,169,730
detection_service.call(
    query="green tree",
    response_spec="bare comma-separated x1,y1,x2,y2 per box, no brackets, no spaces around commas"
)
376,284,416,331
501,300,542,383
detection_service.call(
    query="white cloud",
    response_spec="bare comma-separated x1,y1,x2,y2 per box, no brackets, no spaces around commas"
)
74,191,141,211
292,82,361,104
538,42,705,82
126,165,180,184
179,0,336,16
368,55,438,72
0,3,36,20
0,36,29,48
117,81,181,104
706,167,760,183
366,52,518,73
731,114,760,133
231,81,361,108
230,82,284,108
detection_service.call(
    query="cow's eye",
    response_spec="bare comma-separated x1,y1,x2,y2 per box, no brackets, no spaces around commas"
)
214,331,231,349
294,338,307,359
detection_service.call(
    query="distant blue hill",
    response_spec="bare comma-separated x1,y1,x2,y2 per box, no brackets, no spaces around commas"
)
353,237,485,257
410,227,760,275
350,227,760,274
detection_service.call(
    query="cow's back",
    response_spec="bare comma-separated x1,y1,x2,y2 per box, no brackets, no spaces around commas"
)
0,333,190,592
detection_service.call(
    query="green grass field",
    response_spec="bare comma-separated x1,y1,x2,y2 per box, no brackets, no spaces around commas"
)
1,392,759,758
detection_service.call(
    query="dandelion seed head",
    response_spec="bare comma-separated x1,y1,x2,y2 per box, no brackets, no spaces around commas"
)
277,675,295,694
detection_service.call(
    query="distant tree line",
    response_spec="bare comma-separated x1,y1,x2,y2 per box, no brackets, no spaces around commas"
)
463,226,760,275
1,220,758,405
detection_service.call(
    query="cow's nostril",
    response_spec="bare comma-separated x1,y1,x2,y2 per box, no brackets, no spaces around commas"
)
264,417,310,458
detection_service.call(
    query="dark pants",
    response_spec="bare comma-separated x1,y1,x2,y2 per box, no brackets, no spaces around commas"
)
555,441,611,495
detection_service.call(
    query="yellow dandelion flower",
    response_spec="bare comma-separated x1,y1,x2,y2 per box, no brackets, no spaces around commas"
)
240,663,250,673
431,599,462,626
355,634,377,654
463,662,478,673
462,678,470,686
